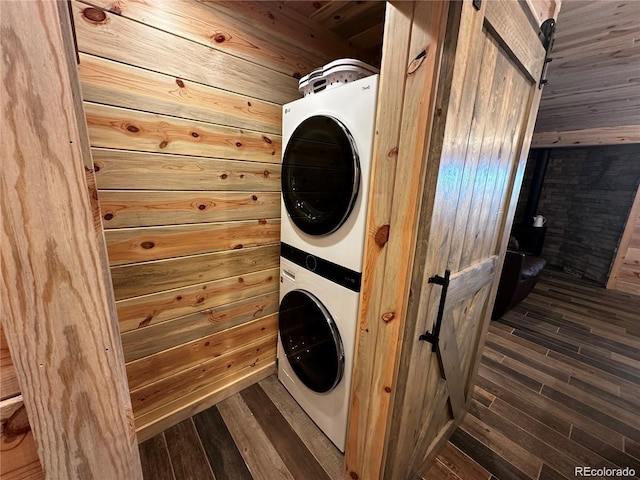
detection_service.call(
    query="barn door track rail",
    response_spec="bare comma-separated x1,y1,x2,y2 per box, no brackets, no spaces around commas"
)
538,18,556,88
419,270,451,351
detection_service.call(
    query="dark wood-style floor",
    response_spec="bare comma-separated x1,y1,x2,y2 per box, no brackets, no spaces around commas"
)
140,269,640,480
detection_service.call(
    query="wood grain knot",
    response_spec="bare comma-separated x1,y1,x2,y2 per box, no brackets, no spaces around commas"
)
138,314,153,328
382,312,395,323
126,124,139,133
293,72,302,80
252,195,258,201
220,173,228,179
384,386,392,393
159,140,168,149
103,213,114,221
247,101,252,107
175,78,185,88
407,47,428,75
176,296,183,301
191,131,199,138
234,244,243,249
235,142,243,147
262,135,272,144
258,218,267,225
140,241,155,249
333,14,341,20
349,472,359,480
196,297,205,304
375,224,390,248
388,147,398,157
94,164,101,172
213,34,226,43
82,7,107,24
198,204,206,210
3,406,30,439
263,170,270,177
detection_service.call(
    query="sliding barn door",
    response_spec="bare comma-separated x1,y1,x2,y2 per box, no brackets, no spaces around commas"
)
384,1,550,478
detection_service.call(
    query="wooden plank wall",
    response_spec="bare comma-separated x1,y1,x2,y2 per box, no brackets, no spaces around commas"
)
607,186,640,295
1,325,44,480
3,2,142,477
71,0,356,440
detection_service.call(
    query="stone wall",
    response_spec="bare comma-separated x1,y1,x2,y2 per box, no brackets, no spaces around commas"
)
514,144,640,285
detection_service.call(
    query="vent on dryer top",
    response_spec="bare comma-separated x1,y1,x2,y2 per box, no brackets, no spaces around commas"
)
298,58,379,97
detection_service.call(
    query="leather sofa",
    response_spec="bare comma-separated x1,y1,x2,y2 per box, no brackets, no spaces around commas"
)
492,250,546,320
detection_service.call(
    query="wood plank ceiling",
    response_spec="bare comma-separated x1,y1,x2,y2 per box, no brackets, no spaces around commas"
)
531,0,640,146
281,0,385,66
287,0,639,147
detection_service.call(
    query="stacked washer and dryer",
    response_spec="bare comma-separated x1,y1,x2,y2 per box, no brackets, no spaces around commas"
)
277,59,379,452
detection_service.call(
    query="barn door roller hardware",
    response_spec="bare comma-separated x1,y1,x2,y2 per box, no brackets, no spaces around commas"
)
538,18,556,88
419,270,451,351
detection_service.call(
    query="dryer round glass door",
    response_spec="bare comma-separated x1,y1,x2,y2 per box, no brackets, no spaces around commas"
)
279,289,345,393
282,115,360,236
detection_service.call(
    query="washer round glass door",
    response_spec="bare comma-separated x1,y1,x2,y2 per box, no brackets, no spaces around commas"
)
279,289,344,393
282,115,360,236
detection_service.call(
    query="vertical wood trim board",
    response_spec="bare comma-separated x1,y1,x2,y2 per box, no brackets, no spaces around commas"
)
1,2,142,478
532,126,640,148
345,2,450,479
607,185,640,295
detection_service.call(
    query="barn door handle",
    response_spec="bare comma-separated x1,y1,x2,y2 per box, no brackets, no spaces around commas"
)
418,270,451,351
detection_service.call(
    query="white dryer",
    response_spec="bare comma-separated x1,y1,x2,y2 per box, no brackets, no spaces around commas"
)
280,74,379,274
277,253,359,452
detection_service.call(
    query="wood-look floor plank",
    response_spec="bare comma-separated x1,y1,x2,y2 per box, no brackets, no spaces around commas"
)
139,433,175,480
240,384,331,480
485,338,570,383
480,355,544,392
472,385,496,408
450,428,531,480
486,328,624,398
487,323,550,355
435,441,492,480
164,419,215,480
489,397,619,471
540,385,640,443
487,345,640,430
422,458,464,480
258,376,344,480
625,438,640,460
567,377,639,416
468,399,596,479
504,310,640,368
217,394,295,480
476,372,572,436
193,407,252,480
461,405,544,479
479,364,625,448
538,463,568,480
569,427,640,472
513,328,640,385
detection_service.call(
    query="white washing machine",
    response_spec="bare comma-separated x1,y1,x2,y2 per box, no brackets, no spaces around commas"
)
280,74,379,274
277,254,359,452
